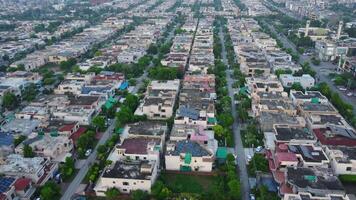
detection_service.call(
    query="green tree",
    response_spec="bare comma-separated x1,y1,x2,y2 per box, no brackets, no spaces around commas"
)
131,190,149,200
152,180,172,200
105,187,120,200
248,154,269,176
60,157,75,181
124,94,139,111
290,83,304,92
23,144,35,158
40,181,61,200
22,83,38,102
2,92,18,110
218,113,234,128
213,125,226,138
14,135,27,147
92,116,106,131
228,179,241,199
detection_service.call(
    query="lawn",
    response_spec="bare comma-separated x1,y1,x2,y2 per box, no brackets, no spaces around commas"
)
339,175,356,183
160,173,215,194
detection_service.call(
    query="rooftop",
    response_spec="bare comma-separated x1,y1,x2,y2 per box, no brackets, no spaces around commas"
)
127,121,167,137
102,160,155,180
166,140,212,157
275,126,315,142
287,167,344,193
116,137,161,155
288,145,328,163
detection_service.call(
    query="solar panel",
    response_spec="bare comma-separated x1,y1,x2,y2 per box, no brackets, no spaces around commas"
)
0,177,15,193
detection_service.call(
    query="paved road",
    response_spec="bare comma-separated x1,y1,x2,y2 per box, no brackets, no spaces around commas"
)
219,26,250,200
61,118,117,200
263,21,356,114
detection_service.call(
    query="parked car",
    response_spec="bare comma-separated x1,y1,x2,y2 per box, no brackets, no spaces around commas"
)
256,146,263,152
339,87,347,91
85,149,92,157
347,92,353,97
250,194,256,200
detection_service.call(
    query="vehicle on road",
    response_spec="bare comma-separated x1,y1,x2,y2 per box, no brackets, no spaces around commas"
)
339,87,347,91
250,194,256,200
85,149,92,157
347,92,353,97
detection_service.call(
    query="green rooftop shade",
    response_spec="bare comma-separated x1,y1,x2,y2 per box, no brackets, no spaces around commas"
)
208,117,217,124
311,97,319,104
216,147,228,159
38,130,45,136
184,153,192,164
239,86,249,95
50,129,58,137
104,97,117,109
180,166,192,172
116,128,124,134
304,175,317,182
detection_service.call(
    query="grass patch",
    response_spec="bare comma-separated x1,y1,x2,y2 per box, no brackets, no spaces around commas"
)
339,175,356,183
160,173,215,194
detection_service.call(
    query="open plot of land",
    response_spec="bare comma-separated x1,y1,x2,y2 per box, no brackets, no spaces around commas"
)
160,172,215,194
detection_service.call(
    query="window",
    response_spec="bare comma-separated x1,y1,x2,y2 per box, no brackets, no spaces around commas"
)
135,156,139,160
346,167,352,171
113,181,116,184
123,189,127,192
123,182,129,185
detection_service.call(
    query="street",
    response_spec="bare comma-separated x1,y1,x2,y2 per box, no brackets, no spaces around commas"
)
219,26,251,200
263,21,356,114
60,118,117,200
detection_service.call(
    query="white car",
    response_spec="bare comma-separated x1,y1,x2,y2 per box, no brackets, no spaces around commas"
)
256,146,263,152
250,194,256,200
85,149,92,157
347,92,353,97
339,87,347,91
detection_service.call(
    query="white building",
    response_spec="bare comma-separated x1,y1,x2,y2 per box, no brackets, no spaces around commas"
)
165,140,215,172
279,74,315,89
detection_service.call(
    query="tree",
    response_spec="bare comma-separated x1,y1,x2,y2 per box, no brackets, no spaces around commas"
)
131,190,149,200
23,144,34,158
22,83,38,102
92,116,106,131
290,83,304,92
248,154,269,176
217,113,234,128
124,94,139,111
152,180,172,200
105,187,120,200
40,181,61,200
2,92,18,110
60,58,76,71
228,179,241,199
237,105,249,122
60,157,75,181
213,125,226,138
14,135,27,147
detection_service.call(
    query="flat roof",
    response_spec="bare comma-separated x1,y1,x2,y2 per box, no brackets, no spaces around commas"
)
127,121,167,137
102,160,154,180
275,127,315,141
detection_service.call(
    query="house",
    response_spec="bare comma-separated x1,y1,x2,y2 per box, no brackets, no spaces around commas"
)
326,146,356,175
264,125,316,151
94,160,158,195
285,167,345,197
165,140,215,172
15,135,73,162
121,121,167,142
0,154,58,185
135,80,180,119
279,74,315,89
284,192,351,200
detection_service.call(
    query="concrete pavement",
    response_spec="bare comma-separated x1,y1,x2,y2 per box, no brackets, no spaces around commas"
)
219,25,250,200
